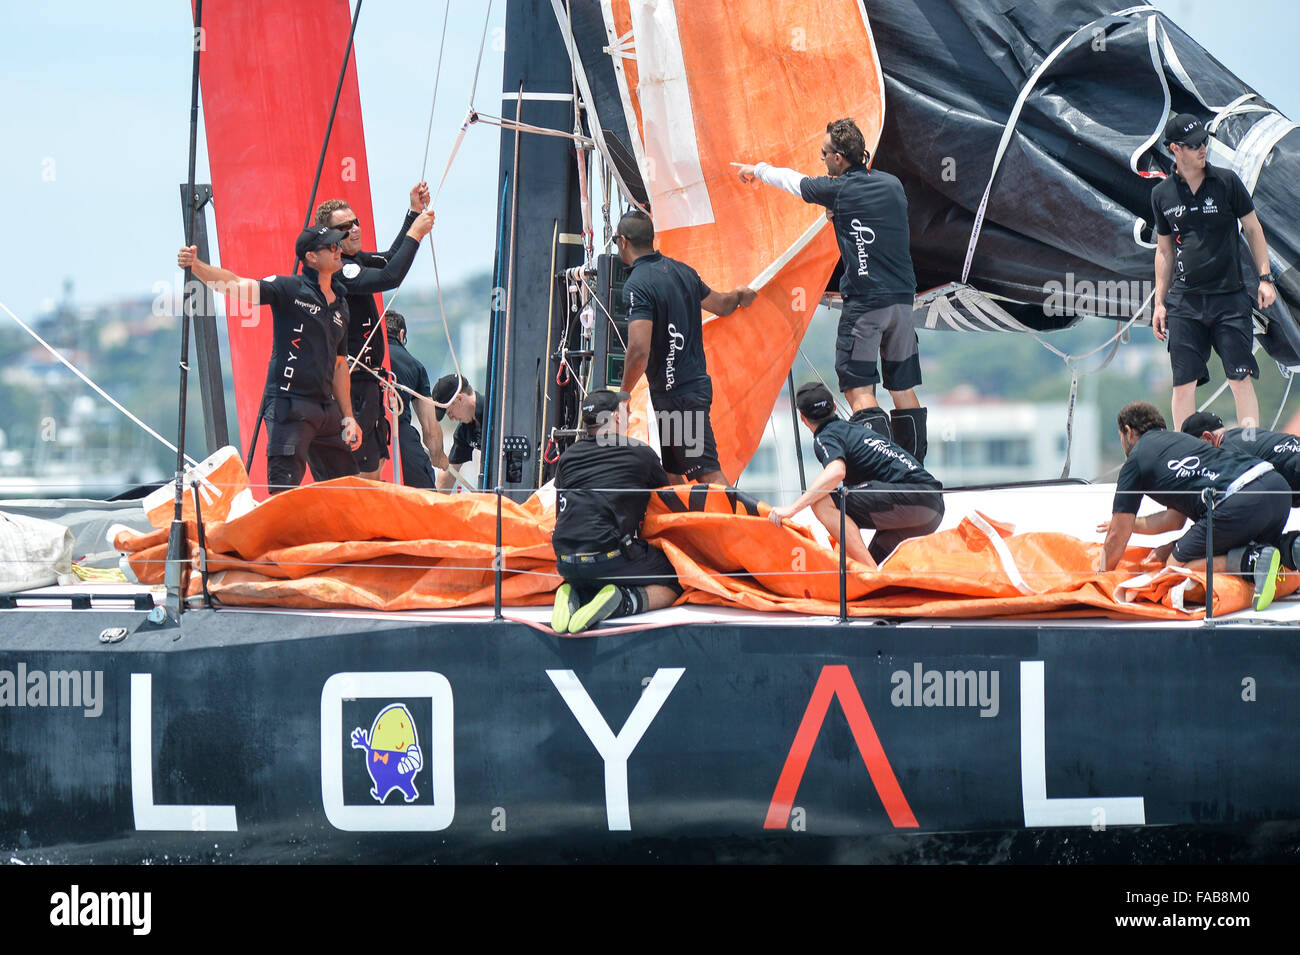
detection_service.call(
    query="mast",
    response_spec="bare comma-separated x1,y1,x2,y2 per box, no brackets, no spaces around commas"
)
484,0,586,494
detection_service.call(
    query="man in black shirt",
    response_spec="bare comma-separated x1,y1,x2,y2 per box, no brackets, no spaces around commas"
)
315,183,436,479
1181,409,1300,568
734,118,928,463
1151,113,1278,431
551,388,682,633
384,312,439,489
428,374,484,491
1098,401,1285,610
178,225,362,493
614,210,756,485
768,382,944,566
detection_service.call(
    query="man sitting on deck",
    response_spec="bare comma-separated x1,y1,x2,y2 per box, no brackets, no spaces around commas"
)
768,382,944,566
551,388,682,634
1181,409,1300,569
1097,400,1286,610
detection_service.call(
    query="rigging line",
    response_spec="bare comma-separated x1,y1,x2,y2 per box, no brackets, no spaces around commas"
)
1270,371,1294,430
798,347,850,418
420,0,452,181
0,298,198,468
296,0,364,273
495,83,524,485
470,113,596,146
469,0,494,109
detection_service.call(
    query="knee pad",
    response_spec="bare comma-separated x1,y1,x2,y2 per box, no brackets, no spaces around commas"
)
890,406,929,464
849,407,892,441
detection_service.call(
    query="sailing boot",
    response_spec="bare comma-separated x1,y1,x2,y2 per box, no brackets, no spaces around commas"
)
1281,530,1300,572
551,583,579,633
848,407,892,441
890,407,929,464
1229,544,1282,612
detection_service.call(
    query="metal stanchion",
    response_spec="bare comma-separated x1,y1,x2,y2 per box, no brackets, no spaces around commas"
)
839,483,848,623
494,485,504,620
1204,488,1216,623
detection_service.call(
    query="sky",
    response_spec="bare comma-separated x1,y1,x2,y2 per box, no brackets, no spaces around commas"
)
0,0,1296,324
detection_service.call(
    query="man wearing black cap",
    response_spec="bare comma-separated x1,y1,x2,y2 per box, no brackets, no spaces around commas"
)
1151,113,1278,432
733,118,927,462
1097,401,1284,610
384,312,439,489
770,381,944,566
550,388,682,633
177,224,362,492
427,374,484,491
614,209,756,486
315,184,436,480
1181,409,1300,569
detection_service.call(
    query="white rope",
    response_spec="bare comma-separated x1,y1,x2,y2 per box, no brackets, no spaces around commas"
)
0,297,198,468
468,0,494,109
419,0,452,181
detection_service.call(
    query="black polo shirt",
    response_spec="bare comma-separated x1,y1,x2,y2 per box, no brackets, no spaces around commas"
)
622,251,712,399
257,268,349,402
1112,429,1271,520
1221,427,1300,504
800,165,916,307
388,339,431,428
812,418,940,488
338,210,420,371
1151,164,1254,294
553,433,671,553
448,392,485,466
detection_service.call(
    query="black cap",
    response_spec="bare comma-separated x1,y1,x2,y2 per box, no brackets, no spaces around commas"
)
295,224,348,260
580,387,630,427
1164,113,1208,148
430,374,470,421
1180,411,1225,437
795,381,836,421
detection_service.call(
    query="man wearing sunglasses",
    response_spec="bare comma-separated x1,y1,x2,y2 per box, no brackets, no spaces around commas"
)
733,118,927,464
315,182,437,480
1151,113,1277,432
177,224,363,492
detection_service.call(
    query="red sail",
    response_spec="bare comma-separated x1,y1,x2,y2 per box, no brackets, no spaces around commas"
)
197,0,386,494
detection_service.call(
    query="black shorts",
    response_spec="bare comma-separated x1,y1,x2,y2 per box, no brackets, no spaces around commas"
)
350,373,391,472
1171,470,1290,562
836,298,921,392
1166,289,1258,387
556,538,682,603
836,480,945,562
262,393,360,493
653,390,722,479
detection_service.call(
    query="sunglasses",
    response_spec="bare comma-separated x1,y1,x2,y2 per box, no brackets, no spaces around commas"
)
334,218,361,232
309,242,341,253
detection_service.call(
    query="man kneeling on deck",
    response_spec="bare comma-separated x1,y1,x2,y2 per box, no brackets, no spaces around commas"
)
551,388,683,633
768,382,944,566
1098,400,1286,610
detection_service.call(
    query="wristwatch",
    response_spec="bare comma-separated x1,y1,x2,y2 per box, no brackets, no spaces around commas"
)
1260,272,1276,284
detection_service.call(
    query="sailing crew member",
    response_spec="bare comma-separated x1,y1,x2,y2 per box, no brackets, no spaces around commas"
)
1181,409,1300,569
733,118,927,462
614,209,756,486
1151,114,1277,431
1097,400,1285,611
177,225,362,493
385,312,439,489
428,373,484,491
315,182,436,480
551,388,682,634
769,382,944,566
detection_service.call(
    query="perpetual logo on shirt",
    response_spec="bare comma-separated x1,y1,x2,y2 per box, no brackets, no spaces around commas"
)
850,218,876,277
1164,204,1186,221
664,322,686,390
293,298,321,316
1166,455,1218,480
1274,440,1300,455
864,435,915,469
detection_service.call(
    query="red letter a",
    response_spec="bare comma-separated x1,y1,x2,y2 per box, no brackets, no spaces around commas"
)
764,664,918,829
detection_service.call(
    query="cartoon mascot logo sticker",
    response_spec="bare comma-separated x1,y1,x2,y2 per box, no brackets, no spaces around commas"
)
351,703,424,803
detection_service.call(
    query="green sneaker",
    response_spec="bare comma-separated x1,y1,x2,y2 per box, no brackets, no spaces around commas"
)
551,583,578,633
1252,546,1282,612
568,584,622,634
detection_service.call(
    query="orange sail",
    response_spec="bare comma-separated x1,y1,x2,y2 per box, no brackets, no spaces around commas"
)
601,0,885,478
